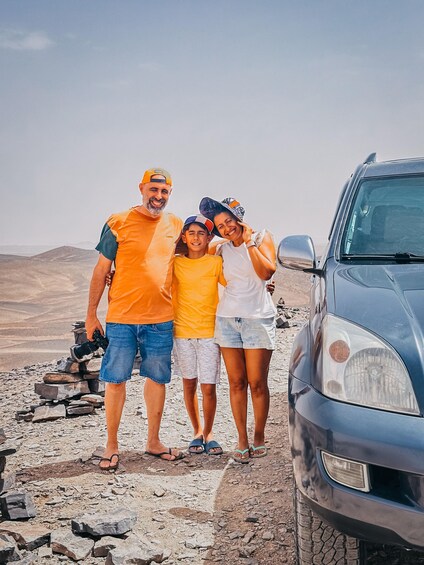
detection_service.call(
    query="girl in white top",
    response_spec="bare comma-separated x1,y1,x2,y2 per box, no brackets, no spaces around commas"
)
199,197,277,463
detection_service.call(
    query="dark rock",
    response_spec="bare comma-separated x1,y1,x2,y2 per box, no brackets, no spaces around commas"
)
0,456,6,474
72,508,137,537
0,429,6,444
0,441,18,458
0,491,37,520
276,316,290,329
88,379,105,395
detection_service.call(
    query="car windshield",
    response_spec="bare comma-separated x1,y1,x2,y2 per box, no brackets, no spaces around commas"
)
341,175,424,257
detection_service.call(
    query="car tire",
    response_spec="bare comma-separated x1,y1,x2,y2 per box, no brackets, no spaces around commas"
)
294,482,367,564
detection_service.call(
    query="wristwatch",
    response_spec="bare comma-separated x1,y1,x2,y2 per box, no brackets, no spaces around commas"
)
246,240,256,248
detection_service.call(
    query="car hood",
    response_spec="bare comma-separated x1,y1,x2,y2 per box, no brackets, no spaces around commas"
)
332,263,424,353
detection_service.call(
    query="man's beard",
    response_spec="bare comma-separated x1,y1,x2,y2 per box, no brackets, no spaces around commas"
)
145,198,167,216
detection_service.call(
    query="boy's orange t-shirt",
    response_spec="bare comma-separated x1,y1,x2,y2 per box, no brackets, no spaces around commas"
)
96,207,183,324
172,254,226,338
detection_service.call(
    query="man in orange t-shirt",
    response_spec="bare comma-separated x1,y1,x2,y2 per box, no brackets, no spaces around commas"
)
85,168,183,470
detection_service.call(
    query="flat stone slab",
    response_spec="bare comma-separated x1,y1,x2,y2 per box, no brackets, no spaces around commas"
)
34,381,90,401
72,508,137,537
0,491,37,520
66,404,94,416
51,529,94,561
43,372,84,384
80,394,104,406
0,429,6,444
0,521,50,550
105,537,164,565
32,404,66,423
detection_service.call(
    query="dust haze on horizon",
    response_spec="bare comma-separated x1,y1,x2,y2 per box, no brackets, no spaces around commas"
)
1,1,423,250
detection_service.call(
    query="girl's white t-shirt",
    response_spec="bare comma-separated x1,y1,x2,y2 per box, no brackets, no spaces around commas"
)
216,231,276,319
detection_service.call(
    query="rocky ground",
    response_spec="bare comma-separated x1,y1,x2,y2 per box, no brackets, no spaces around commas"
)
0,307,305,564
2,306,424,564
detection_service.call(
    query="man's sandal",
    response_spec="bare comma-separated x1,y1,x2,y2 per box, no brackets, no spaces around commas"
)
145,448,184,461
99,453,119,471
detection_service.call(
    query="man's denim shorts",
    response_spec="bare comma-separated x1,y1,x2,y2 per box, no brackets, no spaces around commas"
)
214,316,275,350
100,321,174,384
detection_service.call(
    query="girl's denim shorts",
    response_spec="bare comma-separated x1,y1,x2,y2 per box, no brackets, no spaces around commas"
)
214,316,275,350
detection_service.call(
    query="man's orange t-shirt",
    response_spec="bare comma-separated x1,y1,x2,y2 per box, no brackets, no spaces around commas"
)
96,207,183,324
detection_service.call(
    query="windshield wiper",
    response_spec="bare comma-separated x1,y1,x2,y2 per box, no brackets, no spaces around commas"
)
342,252,424,262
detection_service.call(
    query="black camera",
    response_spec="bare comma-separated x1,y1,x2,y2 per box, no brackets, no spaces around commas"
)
70,329,109,363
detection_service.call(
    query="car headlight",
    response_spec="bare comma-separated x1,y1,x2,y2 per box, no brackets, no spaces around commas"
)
321,314,419,415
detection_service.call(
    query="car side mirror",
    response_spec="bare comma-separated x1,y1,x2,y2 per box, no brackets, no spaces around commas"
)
277,235,321,274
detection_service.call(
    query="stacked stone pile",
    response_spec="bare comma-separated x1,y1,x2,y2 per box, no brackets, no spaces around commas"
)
15,322,106,424
276,300,296,329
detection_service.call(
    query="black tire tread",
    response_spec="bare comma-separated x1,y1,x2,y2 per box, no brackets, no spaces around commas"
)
294,485,364,565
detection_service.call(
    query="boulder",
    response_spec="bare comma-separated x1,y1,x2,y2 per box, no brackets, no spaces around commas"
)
72,508,137,537
0,491,37,520
50,529,94,561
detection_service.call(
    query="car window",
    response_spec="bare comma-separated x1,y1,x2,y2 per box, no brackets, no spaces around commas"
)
341,175,424,256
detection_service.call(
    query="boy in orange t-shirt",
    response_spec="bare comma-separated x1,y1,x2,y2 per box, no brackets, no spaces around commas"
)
172,215,226,455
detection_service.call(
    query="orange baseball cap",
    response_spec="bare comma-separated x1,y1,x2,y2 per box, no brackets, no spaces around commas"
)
141,168,172,186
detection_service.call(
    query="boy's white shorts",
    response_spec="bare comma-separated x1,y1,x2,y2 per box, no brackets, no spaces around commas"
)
172,338,221,384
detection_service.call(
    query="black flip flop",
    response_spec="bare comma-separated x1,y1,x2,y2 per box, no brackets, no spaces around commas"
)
145,448,184,461
99,453,119,471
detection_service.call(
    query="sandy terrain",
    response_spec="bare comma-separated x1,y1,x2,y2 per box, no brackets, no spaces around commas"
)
0,247,308,372
0,248,108,371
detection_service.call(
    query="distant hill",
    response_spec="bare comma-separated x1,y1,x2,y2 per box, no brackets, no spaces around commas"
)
0,254,31,262
31,246,98,263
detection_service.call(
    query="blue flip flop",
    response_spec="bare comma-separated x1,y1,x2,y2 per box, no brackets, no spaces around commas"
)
188,437,205,454
204,440,223,455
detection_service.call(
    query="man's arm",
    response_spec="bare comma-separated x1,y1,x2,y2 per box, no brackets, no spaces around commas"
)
85,254,113,339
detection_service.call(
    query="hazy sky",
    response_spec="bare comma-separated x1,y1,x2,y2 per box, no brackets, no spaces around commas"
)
1,1,423,249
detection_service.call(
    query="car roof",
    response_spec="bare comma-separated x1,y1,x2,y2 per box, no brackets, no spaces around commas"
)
363,156,424,178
